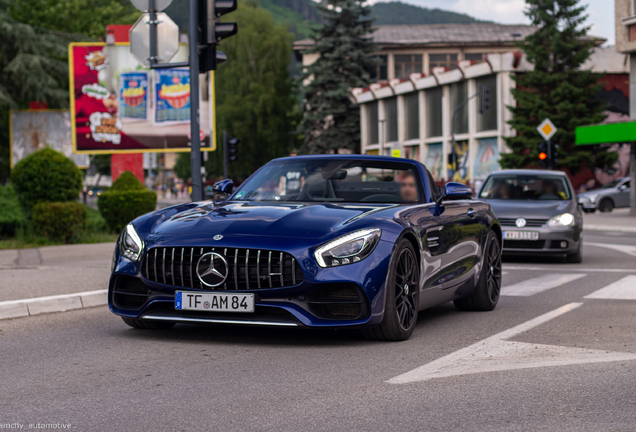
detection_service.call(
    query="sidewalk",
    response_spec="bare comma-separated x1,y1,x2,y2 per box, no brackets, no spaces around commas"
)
583,208,636,233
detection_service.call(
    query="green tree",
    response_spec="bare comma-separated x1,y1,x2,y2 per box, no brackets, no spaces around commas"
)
6,0,139,39
206,1,297,179
298,0,376,154
501,0,614,173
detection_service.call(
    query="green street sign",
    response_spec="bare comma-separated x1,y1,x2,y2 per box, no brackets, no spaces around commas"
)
575,121,636,146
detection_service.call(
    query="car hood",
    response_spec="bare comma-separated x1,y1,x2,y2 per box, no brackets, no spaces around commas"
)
149,201,396,239
484,199,573,219
578,187,611,196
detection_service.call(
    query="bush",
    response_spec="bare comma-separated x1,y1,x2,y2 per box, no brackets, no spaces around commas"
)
32,202,87,243
10,148,82,212
0,185,26,236
98,171,156,232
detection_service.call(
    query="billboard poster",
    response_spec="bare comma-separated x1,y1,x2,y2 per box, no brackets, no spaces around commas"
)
425,143,443,181
153,68,191,124
10,110,88,168
69,42,215,154
119,72,149,120
475,137,500,180
448,140,470,183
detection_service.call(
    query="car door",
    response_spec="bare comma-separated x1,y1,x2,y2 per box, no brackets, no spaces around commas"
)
616,180,631,208
438,199,483,292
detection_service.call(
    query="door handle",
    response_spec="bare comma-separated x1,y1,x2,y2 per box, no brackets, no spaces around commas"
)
467,208,476,218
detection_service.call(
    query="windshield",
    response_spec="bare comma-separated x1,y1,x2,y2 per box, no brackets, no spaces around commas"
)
479,174,571,201
232,159,422,204
601,179,623,189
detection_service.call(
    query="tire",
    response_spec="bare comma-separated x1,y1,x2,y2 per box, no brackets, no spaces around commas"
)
121,316,175,329
598,198,614,213
454,230,502,311
363,239,419,341
566,244,583,264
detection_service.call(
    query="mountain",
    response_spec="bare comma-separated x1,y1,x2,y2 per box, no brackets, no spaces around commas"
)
260,0,487,39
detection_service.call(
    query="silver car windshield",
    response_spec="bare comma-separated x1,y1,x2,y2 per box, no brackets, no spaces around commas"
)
479,175,571,201
232,159,422,204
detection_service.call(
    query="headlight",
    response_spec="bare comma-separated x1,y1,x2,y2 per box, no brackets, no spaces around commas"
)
548,213,574,227
120,223,144,261
315,228,381,268
587,194,598,203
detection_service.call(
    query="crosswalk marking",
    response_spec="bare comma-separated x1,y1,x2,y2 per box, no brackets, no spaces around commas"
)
502,273,586,297
584,275,636,300
503,266,636,273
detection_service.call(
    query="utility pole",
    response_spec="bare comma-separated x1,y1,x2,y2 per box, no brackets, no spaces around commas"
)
378,119,386,156
223,130,228,179
188,0,202,201
450,89,481,179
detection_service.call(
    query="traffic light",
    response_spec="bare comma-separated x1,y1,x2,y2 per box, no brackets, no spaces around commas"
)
551,143,559,167
479,85,490,114
228,136,240,164
538,141,550,168
198,0,238,72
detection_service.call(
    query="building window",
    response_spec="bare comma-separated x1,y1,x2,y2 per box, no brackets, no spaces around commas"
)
366,101,379,144
394,54,423,79
370,55,388,81
426,87,443,138
384,97,398,142
476,75,498,132
465,53,486,63
450,81,468,135
405,93,419,140
429,53,458,72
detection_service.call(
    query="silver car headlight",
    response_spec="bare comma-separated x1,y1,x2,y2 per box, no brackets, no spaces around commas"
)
587,194,598,203
548,213,574,227
120,223,144,261
315,228,381,268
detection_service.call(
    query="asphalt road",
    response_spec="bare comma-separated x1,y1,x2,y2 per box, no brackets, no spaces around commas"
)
1,232,635,431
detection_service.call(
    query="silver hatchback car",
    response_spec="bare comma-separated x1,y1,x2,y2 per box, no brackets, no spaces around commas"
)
577,177,631,213
478,169,583,263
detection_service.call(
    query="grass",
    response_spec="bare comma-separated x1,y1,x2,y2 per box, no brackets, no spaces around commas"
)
0,204,118,250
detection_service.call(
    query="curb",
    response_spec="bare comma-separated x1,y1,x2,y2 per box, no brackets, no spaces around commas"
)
584,224,636,233
0,290,108,320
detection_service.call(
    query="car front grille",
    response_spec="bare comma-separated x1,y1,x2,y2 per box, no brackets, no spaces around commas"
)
141,247,303,290
499,218,548,228
503,240,546,249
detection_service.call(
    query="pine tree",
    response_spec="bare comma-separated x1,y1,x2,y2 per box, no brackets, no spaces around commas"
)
299,0,376,154
501,0,615,173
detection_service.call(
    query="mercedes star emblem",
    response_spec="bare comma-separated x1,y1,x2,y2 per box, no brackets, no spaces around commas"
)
515,218,527,228
196,252,229,287
213,235,223,241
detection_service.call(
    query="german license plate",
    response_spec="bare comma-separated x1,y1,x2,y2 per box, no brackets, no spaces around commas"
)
175,291,254,313
503,230,539,241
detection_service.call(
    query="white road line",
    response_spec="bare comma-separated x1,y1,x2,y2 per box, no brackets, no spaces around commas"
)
503,266,636,273
388,303,636,384
584,242,636,258
584,276,636,300
501,273,586,297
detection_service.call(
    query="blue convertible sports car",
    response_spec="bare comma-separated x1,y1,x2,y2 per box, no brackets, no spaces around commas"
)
109,155,503,341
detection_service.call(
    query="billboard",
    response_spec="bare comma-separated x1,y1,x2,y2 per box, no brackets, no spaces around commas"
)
10,110,89,168
474,137,500,180
69,42,216,154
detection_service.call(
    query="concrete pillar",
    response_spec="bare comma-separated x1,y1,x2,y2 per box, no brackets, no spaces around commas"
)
630,55,636,215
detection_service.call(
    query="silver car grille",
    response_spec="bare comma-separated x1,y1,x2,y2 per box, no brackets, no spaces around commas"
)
498,218,548,228
141,247,303,290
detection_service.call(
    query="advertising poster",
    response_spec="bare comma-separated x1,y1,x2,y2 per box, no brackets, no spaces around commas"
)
425,143,443,181
119,72,149,120
69,42,215,154
475,137,500,180
153,68,191,124
448,140,470,183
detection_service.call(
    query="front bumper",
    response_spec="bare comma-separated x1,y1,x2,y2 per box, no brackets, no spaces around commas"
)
502,225,582,255
108,239,394,328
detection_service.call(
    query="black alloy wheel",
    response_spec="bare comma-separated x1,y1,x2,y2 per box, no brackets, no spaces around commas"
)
598,198,614,213
454,230,502,311
363,238,419,341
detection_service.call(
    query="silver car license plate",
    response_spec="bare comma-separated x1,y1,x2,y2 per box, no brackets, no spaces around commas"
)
503,230,539,241
175,291,255,313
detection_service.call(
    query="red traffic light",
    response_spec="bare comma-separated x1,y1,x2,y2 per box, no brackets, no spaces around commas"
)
539,152,548,160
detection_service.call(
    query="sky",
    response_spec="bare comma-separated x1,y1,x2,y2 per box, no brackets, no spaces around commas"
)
378,0,615,45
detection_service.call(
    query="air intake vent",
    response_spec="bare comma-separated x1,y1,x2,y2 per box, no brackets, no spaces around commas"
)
141,247,303,290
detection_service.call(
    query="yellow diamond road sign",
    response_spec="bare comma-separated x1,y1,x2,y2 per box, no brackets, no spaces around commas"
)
537,118,557,140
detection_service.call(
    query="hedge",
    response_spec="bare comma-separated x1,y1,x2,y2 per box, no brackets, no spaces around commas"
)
98,190,157,232
111,170,146,191
32,202,87,243
10,148,82,212
0,185,26,236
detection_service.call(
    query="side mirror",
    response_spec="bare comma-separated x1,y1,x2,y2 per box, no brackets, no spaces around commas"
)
212,179,233,201
438,182,473,203
619,184,627,191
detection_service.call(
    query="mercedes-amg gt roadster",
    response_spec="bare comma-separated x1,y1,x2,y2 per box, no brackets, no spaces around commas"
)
109,155,503,340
